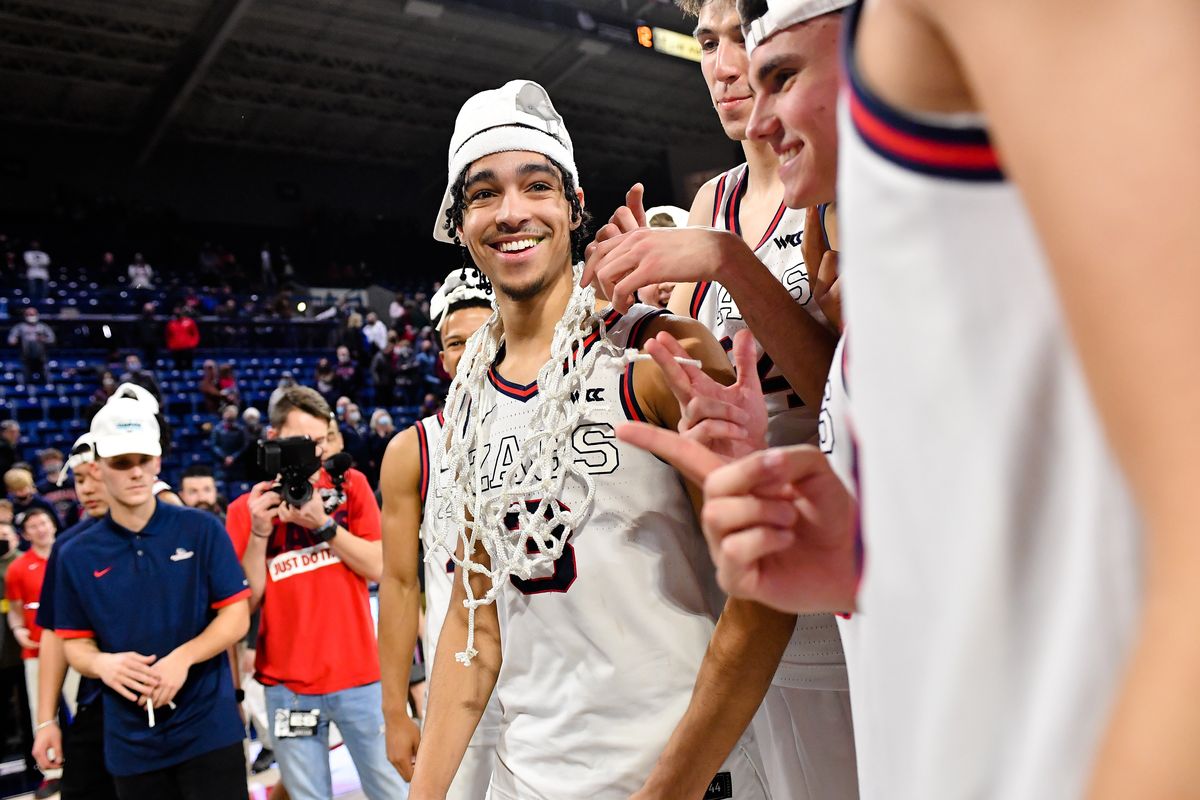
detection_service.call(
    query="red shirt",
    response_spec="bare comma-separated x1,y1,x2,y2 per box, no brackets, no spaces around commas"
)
164,317,200,350
227,468,381,694
5,549,48,659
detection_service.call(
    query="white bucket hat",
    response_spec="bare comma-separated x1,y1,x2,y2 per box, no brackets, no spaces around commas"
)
743,0,854,56
433,80,578,244
644,205,690,228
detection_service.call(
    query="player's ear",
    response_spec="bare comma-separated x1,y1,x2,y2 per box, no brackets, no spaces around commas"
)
571,187,586,230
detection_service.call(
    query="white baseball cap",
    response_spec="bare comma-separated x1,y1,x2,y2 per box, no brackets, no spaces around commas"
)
57,432,97,486
433,80,578,244
430,268,495,331
91,398,162,458
743,0,854,56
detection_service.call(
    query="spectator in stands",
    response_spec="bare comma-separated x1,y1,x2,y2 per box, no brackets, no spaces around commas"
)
135,302,161,368
97,251,117,283
242,407,264,441
267,372,296,419
227,387,403,800
414,339,439,389
314,359,338,407
126,253,154,289
22,241,50,303
8,307,55,385
5,506,61,799
365,411,395,489
56,398,251,797
332,346,361,400
236,408,266,484
5,469,59,532
387,293,407,328
418,393,439,420
89,371,118,412
119,354,161,402
361,311,388,354
211,405,246,483
370,339,398,409
0,421,21,475
338,405,369,475
393,340,417,405
36,449,79,529
217,363,241,409
199,360,224,413
0,498,13,527
180,465,224,517
165,308,201,370
334,397,351,423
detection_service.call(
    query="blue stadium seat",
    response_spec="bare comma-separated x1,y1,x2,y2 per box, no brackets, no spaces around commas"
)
45,396,74,421
14,397,43,422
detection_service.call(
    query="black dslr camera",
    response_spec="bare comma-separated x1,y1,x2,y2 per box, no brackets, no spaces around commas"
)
257,436,322,507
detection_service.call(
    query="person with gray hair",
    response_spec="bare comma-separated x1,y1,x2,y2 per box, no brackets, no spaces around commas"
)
8,307,55,385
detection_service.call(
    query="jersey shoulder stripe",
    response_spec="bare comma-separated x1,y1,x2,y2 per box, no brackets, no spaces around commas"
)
711,173,728,227
414,421,431,506
689,281,713,320
619,362,649,422
627,308,669,350
843,2,1001,181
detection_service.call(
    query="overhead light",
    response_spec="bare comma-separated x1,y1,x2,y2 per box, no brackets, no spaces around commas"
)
297,302,307,312
405,0,443,19
102,325,112,339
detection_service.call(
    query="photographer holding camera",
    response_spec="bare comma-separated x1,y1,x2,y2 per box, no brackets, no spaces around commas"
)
225,386,405,800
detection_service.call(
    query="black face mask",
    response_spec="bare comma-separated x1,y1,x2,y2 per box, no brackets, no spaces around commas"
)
0,538,9,558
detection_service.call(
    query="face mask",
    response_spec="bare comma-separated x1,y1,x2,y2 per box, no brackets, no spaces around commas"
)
377,416,393,429
26,315,38,324
0,537,9,558
348,412,361,424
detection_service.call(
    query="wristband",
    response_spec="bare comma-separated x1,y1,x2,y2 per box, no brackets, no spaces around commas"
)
35,719,58,731
235,688,245,703
312,519,338,543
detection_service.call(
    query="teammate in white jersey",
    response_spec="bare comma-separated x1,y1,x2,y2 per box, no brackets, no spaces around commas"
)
409,79,794,800
582,2,856,797
378,270,495,791
631,0,1200,796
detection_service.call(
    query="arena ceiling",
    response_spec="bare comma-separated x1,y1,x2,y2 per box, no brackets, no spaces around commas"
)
0,0,722,173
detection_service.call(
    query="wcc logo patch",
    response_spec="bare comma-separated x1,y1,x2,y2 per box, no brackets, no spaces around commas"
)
704,772,733,800
773,232,803,250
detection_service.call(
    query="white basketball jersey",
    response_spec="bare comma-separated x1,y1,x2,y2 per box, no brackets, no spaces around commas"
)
416,412,502,745
691,164,847,690
840,4,1142,798
455,304,763,799
687,162,829,448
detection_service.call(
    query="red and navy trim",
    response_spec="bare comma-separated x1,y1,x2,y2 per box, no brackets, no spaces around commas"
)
56,628,95,639
489,309,623,402
843,2,1003,182
619,363,649,422
688,281,713,319
414,421,431,505
628,308,668,349
725,168,748,236
212,587,252,610
711,173,728,227
754,202,788,251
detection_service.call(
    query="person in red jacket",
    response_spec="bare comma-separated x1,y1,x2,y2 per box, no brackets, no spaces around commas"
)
164,307,200,370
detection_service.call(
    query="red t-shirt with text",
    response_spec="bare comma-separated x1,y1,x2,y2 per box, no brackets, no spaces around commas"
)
5,550,48,659
227,468,381,694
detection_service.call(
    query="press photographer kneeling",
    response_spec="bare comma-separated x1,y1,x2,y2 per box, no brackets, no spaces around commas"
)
226,387,406,800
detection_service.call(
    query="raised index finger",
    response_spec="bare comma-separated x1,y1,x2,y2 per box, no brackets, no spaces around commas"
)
626,183,647,228
615,422,725,486
705,445,830,499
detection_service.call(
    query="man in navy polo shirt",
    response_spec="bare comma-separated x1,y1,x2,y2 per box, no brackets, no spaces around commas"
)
33,432,119,800
54,396,252,799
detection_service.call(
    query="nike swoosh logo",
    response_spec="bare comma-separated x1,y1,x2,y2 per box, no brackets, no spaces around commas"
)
93,567,112,578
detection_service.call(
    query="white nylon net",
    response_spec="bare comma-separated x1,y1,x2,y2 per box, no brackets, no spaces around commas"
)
431,263,628,666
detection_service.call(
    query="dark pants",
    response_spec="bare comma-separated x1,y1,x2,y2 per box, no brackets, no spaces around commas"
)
61,702,118,800
172,349,195,370
113,741,247,800
22,356,45,385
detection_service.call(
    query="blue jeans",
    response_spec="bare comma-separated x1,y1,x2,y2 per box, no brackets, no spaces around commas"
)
264,681,408,800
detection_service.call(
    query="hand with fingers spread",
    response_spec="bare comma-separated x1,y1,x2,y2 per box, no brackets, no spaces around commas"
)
803,205,842,332
94,651,160,703
645,328,767,461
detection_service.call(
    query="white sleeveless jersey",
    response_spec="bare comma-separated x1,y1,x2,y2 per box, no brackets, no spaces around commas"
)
687,162,829,448
415,412,502,745
839,4,1142,798
691,164,847,690
456,305,763,799
819,335,854,492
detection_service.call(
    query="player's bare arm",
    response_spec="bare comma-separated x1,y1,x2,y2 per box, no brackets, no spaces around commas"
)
33,630,68,770
410,539,501,800
667,174,721,317
377,426,423,780
867,0,1200,794
629,313,798,798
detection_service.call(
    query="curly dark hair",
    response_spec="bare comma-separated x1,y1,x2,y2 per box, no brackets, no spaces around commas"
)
442,156,592,263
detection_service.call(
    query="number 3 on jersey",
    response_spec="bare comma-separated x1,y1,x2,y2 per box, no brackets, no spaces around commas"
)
507,500,577,595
